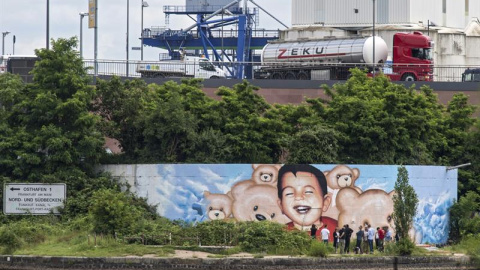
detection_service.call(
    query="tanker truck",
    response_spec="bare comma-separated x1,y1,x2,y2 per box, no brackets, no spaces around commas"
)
255,31,433,81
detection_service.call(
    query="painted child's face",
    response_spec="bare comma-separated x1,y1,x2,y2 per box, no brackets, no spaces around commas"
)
277,171,331,227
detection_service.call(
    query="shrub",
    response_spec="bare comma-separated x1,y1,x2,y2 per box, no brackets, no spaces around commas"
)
195,220,236,246
89,189,143,235
0,227,24,253
384,238,416,256
0,218,61,253
236,221,309,255
307,240,329,257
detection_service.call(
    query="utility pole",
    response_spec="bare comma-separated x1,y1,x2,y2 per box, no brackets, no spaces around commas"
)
372,0,376,77
46,0,50,49
126,0,130,77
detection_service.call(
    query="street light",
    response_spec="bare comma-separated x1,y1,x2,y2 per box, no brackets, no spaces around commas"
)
79,12,89,58
2,31,10,55
126,0,130,77
46,0,50,50
141,1,149,61
372,0,376,77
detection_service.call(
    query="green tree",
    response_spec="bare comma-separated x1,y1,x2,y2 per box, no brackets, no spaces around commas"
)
392,166,419,243
216,81,287,163
0,38,127,218
285,125,340,164
318,69,447,164
1,37,103,181
95,78,230,163
449,191,480,242
93,77,150,160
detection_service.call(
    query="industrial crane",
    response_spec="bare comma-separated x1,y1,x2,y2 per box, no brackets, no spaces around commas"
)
141,0,287,79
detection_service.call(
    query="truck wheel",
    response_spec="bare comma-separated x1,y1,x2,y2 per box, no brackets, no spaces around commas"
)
210,76,220,79
402,73,416,81
285,72,297,80
297,72,309,80
271,72,284,80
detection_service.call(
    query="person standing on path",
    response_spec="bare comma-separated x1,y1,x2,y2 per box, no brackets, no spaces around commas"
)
367,224,375,254
344,224,353,254
378,227,385,252
362,226,369,254
333,228,339,253
321,224,330,245
310,224,317,240
355,225,364,254
338,225,346,254
385,227,393,243
375,227,380,250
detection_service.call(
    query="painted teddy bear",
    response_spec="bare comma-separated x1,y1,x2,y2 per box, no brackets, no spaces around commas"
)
323,165,362,219
230,164,282,199
336,187,395,234
203,191,233,220
232,184,289,224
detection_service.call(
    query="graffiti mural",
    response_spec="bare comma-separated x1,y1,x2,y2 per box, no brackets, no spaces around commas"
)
100,164,457,244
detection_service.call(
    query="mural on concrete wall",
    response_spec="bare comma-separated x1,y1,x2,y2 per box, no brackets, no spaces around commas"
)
102,164,457,244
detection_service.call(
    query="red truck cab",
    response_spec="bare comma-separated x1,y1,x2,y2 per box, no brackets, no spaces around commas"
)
388,32,434,81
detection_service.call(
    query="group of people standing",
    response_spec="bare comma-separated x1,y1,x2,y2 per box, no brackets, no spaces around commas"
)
311,223,395,254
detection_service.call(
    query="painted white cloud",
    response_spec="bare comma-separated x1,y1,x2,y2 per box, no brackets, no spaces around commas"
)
358,178,389,191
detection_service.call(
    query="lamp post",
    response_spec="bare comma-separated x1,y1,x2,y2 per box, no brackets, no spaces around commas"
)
46,0,50,49
79,12,89,58
2,31,10,55
141,1,149,61
372,0,376,77
126,0,129,77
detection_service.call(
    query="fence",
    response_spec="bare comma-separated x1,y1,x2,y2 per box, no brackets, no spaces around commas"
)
104,230,238,247
82,59,478,82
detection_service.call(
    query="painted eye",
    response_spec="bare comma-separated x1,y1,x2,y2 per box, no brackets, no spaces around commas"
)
220,208,223,212
209,207,213,211
348,174,352,178
269,173,273,177
336,175,341,179
271,213,275,219
253,206,258,211
387,215,392,222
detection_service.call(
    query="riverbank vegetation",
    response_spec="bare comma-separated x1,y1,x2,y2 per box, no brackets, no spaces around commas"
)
0,37,478,258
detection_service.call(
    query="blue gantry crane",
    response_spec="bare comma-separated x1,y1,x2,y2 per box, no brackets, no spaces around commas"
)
141,0,287,79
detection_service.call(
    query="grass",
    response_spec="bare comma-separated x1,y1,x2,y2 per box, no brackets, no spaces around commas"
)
444,236,480,257
5,233,174,257
0,218,470,259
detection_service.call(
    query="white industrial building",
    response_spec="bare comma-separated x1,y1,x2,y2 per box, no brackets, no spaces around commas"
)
284,0,480,81
291,0,480,29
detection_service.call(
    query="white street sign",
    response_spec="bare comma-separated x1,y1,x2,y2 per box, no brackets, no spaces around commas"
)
3,183,66,215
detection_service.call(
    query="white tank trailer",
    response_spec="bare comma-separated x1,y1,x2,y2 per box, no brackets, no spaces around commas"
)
258,36,389,80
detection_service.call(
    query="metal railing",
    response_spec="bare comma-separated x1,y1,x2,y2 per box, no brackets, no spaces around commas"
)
144,27,279,39
82,59,479,82
163,5,253,14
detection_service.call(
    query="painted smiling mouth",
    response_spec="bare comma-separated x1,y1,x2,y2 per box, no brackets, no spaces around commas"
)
293,205,311,214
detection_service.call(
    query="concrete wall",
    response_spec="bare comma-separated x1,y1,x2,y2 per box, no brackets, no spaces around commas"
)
99,164,457,245
0,255,474,270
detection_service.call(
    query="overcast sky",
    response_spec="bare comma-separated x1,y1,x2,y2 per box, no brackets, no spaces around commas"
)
0,0,291,61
